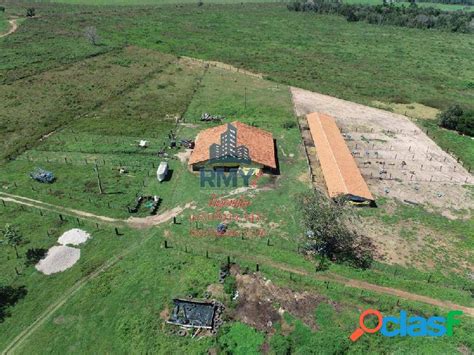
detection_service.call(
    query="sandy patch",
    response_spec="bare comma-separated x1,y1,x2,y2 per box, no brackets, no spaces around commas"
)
174,149,193,163
35,246,81,275
58,229,91,246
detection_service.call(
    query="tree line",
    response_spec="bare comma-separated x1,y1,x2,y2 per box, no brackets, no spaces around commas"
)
413,0,473,6
287,1,474,33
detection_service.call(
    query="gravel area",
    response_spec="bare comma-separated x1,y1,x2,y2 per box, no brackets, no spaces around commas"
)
35,246,81,275
57,228,91,246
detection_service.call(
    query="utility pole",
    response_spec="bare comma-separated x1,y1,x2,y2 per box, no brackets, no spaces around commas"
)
95,162,104,194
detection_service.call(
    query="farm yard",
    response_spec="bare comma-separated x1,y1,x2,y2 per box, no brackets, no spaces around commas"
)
0,1,473,354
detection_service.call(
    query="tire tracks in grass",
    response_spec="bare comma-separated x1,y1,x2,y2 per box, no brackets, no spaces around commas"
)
0,19,18,39
0,192,192,229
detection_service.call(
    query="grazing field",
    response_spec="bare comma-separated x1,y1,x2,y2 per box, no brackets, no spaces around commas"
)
1,48,472,352
397,2,474,10
0,13,8,33
1,3,473,166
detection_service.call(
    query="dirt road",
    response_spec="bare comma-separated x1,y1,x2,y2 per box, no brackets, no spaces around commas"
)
0,192,191,229
0,19,18,39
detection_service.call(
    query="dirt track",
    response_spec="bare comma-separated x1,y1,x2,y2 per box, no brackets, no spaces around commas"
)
291,87,473,212
0,192,192,229
0,19,18,39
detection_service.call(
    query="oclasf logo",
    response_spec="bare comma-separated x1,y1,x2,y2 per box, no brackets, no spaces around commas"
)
350,309,463,341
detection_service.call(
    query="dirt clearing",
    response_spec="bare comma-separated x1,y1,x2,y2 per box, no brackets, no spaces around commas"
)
231,266,337,331
291,87,473,211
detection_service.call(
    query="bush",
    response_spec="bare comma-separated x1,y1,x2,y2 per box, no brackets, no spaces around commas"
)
282,120,297,129
0,285,27,322
0,6,5,12
218,323,265,355
25,248,47,266
438,105,474,136
26,8,35,17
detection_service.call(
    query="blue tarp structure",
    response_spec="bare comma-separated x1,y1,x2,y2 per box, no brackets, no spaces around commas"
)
30,168,55,183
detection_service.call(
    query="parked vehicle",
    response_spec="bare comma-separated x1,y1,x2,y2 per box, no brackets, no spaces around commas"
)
157,161,169,182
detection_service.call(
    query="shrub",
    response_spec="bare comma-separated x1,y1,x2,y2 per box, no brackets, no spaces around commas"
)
0,285,27,322
26,8,35,17
84,26,100,46
282,120,297,129
25,248,47,266
438,105,474,136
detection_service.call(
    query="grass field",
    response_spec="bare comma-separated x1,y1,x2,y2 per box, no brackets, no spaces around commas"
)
0,12,9,34
1,48,472,352
1,3,473,167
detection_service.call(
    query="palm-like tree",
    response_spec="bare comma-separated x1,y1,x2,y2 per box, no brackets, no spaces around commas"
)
1,224,24,258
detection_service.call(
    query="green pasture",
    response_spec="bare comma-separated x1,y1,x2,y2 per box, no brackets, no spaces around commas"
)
1,3,473,166
0,12,8,33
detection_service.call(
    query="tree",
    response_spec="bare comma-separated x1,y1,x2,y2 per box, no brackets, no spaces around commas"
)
0,285,27,322
84,26,100,46
297,190,374,269
25,248,47,266
437,104,473,136
1,224,24,258
26,8,35,17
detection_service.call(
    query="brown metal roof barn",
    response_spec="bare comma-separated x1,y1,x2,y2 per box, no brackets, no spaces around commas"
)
307,112,374,203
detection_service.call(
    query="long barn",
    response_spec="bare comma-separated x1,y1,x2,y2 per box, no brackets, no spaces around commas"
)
307,112,375,205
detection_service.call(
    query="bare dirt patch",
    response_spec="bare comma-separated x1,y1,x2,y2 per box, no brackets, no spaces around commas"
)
231,266,337,331
174,149,193,163
127,202,195,228
291,87,473,212
0,19,18,39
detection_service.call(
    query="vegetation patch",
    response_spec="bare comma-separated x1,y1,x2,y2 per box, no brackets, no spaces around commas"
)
288,1,474,32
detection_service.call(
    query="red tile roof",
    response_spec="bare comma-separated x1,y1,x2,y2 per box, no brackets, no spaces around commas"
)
189,121,276,169
307,112,374,201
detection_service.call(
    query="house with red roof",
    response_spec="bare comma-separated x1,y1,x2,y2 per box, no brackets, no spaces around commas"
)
188,121,278,173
